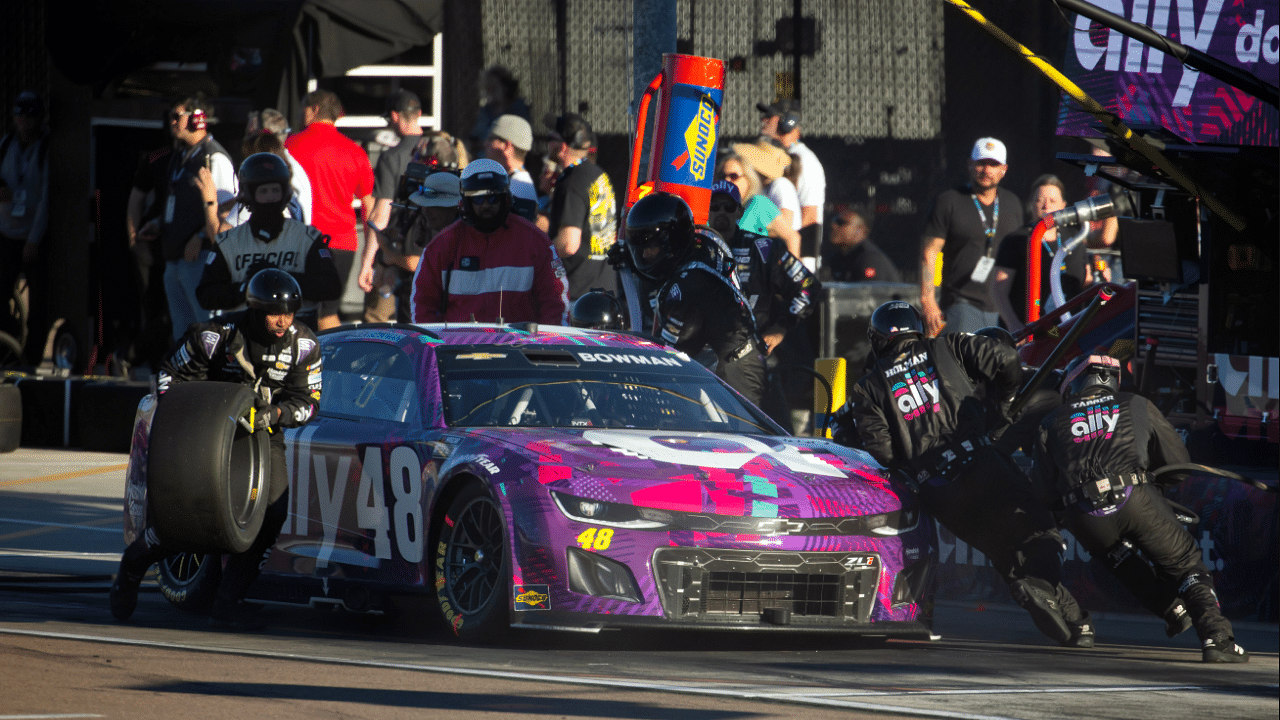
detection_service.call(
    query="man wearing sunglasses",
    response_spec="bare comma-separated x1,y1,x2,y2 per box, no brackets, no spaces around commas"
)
410,159,568,325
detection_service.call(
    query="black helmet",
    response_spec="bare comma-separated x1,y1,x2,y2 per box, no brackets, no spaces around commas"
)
245,268,302,314
974,325,1017,349
867,301,924,356
625,192,695,281
1059,354,1120,397
570,290,624,330
458,158,511,233
238,152,293,206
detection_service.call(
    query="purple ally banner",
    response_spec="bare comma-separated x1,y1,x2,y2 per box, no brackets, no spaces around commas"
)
1058,0,1279,146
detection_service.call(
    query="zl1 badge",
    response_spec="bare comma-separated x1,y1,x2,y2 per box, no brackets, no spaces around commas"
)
514,584,550,610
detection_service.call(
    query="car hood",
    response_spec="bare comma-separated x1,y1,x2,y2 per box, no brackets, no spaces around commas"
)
453,427,902,519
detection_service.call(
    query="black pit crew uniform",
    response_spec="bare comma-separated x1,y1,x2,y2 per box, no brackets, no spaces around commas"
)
832,302,1089,646
1032,362,1248,662
110,273,322,629
727,228,820,426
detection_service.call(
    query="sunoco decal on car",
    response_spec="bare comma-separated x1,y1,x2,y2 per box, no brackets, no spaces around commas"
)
514,584,550,610
577,352,683,367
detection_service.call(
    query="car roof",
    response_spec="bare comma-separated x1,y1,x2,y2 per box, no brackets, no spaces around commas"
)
330,321,672,352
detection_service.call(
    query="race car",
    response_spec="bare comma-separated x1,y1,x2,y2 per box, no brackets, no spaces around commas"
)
123,323,936,641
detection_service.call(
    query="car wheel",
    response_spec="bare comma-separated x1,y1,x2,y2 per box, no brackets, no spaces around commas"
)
0,383,19,453
157,552,221,613
434,483,510,643
147,381,271,554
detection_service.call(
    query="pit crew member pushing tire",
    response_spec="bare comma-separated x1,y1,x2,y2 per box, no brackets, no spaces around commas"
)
832,301,1092,647
1032,355,1248,663
110,269,322,630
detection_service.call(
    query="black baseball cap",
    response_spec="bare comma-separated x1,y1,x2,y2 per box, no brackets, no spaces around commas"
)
384,89,421,119
543,112,595,149
756,99,800,121
14,91,44,117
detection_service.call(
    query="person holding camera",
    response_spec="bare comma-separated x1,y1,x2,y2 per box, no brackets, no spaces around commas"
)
364,90,425,323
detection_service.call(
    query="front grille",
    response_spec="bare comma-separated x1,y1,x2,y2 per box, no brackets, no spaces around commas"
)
654,548,880,625
705,571,842,617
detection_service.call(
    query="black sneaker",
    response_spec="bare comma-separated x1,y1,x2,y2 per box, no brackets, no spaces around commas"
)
1163,601,1192,638
1065,618,1095,648
1010,579,1072,645
208,602,267,632
109,571,142,621
1202,634,1249,663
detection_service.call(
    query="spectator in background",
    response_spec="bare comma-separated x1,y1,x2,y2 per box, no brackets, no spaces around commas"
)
469,66,530,156
535,159,559,234
730,141,802,258
124,122,176,367
820,204,901,283
0,91,50,363
992,175,1097,331
758,99,826,258
545,113,617,300
484,114,535,194
363,89,424,323
285,90,375,330
919,137,1024,336
715,150,799,253
142,92,236,343
246,108,311,225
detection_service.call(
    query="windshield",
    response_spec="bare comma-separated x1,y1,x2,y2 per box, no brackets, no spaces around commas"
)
437,346,778,434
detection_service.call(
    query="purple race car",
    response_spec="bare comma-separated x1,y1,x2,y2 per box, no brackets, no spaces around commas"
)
123,323,936,641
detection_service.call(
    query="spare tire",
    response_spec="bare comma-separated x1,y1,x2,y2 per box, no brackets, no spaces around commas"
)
0,382,20,453
147,381,270,554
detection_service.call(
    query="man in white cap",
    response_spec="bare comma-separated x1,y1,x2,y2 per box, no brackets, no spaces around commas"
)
484,114,535,190
919,137,1023,336
409,158,567,324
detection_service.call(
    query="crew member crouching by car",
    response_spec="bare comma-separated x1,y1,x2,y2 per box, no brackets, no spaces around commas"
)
110,269,322,630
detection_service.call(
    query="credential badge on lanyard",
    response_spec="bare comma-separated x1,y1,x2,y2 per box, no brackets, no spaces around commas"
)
969,193,998,284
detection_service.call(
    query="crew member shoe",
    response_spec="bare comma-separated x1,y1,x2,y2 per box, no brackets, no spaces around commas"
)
1010,579,1072,645
1202,634,1249,663
109,570,142,621
208,601,267,632
1065,618,1095,648
1163,601,1192,638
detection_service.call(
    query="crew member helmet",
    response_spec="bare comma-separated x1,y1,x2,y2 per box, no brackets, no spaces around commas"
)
625,192,696,282
867,301,924,356
458,158,511,233
974,325,1017,349
570,290,624,330
1059,354,1121,397
245,268,302,315
238,152,293,206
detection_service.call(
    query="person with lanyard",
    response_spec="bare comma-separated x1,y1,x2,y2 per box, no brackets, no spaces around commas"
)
138,93,237,343
919,137,1023,336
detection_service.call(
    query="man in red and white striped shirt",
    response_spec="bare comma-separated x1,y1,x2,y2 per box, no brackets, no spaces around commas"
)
410,159,568,325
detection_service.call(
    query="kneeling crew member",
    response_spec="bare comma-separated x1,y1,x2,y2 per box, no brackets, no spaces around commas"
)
832,301,1091,646
110,269,323,630
625,192,767,408
1032,355,1248,663
197,152,342,329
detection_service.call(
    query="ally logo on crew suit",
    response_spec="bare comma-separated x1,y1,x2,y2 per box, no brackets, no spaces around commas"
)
884,353,942,421
1069,395,1122,444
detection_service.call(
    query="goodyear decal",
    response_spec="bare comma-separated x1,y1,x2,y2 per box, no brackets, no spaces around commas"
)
514,584,550,610
669,94,717,182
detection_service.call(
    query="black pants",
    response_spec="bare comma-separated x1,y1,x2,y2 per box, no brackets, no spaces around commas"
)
1064,482,1232,641
716,346,767,410
0,236,46,364
120,434,289,605
920,447,1083,621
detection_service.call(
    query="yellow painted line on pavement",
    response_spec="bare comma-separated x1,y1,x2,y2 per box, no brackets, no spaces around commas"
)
0,464,128,489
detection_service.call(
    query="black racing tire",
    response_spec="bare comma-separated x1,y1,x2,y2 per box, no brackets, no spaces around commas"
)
157,552,222,613
0,382,20,453
147,381,270,554
433,483,510,643
0,330,22,369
